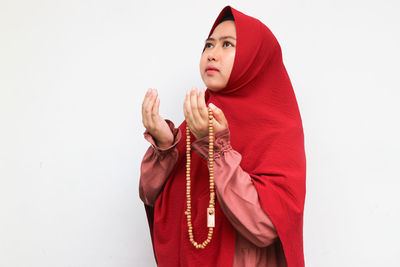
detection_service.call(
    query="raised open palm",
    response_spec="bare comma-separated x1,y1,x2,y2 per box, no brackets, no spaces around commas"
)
141,88,174,149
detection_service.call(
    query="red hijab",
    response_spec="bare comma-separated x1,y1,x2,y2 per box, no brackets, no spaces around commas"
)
144,5,306,267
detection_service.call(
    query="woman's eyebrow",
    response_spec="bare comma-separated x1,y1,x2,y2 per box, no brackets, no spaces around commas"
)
205,36,237,42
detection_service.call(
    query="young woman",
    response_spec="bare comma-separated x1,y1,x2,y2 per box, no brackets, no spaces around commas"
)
140,5,306,267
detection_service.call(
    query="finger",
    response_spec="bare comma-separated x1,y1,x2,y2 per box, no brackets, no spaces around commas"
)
184,90,193,127
209,103,227,125
150,89,158,121
142,88,154,126
153,94,160,116
197,88,208,120
190,87,202,124
144,88,157,126
212,117,221,130
142,88,152,115
143,88,156,111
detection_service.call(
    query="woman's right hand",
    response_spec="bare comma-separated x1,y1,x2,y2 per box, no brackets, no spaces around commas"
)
142,88,174,149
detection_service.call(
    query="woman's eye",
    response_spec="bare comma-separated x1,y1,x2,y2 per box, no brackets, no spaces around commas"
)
223,41,233,47
204,41,233,49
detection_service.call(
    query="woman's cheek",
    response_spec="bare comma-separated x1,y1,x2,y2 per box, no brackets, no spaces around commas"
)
229,52,235,66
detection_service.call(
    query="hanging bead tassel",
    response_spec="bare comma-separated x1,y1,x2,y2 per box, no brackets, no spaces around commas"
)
185,107,215,249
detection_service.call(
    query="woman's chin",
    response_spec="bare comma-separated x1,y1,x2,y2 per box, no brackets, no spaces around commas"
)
204,82,224,92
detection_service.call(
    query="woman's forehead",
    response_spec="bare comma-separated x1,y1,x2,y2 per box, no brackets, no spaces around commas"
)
210,21,236,39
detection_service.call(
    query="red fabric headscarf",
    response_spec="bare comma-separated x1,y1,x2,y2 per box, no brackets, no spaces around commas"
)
144,5,306,267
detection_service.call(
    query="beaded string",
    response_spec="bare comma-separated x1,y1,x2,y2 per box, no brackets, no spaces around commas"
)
184,107,215,249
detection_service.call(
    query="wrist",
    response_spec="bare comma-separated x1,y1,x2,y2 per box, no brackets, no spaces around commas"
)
194,130,209,140
157,142,173,150
155,136,174,150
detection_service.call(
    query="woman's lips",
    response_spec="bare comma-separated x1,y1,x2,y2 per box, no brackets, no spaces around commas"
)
206,69,219,74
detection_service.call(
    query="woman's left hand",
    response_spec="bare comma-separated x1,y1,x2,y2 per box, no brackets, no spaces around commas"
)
183,87,229,140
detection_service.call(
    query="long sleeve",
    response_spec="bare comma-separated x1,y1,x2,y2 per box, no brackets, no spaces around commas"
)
139,119,182,207
191,128,278,248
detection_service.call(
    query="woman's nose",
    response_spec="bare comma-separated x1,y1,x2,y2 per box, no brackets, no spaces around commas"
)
208,47,220,61
207,51,215,61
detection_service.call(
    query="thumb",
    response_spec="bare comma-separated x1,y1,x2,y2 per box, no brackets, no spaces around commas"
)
209,103,227,124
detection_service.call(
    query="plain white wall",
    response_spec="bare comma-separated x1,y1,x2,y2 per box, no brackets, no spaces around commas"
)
1,0,399,266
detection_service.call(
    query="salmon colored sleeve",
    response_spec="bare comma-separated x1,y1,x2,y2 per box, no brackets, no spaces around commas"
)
139,119,182,207
191,128,278,247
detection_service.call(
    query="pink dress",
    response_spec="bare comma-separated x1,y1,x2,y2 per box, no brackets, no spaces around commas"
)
139,119,287,267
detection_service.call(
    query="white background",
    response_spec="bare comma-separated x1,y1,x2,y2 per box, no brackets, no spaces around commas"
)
1,0,399,266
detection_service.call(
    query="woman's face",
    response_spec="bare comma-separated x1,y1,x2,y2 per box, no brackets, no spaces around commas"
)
200,20,236,92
